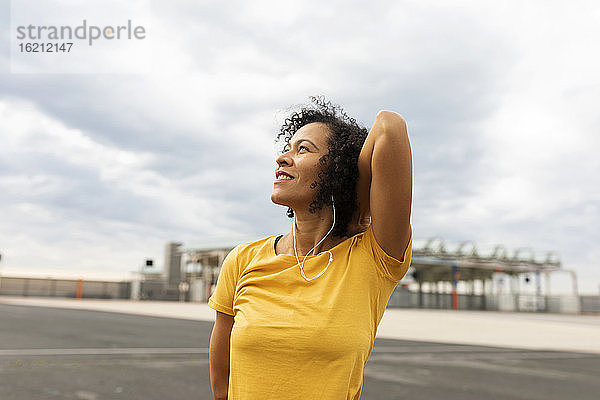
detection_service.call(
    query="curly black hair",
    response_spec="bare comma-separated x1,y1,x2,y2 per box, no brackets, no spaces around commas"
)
275,96,369,238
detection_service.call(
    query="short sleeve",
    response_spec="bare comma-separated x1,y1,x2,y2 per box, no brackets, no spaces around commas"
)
359,223,412,282
208,246,240,316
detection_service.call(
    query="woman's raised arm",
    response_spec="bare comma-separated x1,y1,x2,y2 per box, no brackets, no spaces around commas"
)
355,110,412,260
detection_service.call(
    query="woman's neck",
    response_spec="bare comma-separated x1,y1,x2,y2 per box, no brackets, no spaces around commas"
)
277,208,345,256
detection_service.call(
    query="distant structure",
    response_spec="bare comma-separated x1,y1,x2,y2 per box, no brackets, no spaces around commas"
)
178,235,585,314
0,236,596,313
165,242,183,287
134,241,229,302
406,237,577,313
184,247,229,302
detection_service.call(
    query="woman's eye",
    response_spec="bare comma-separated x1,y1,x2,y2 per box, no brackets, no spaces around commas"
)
281,145,308,154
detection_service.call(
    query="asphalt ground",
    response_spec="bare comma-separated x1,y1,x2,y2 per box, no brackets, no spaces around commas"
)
1,304,598,400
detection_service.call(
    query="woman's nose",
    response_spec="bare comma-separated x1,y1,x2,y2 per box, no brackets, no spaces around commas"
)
276,151,292,166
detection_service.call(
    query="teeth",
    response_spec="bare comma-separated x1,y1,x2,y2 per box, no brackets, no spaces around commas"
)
278,174,293,180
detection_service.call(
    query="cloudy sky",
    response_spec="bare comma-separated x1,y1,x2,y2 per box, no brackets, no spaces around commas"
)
0,0,598,294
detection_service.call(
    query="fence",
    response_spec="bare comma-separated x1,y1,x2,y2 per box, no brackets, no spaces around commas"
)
0,277,130,299
2,276,598,314
387,286,596,314
580,295,600,314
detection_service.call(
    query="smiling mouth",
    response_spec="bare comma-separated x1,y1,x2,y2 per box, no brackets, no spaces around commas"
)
275,172,295,181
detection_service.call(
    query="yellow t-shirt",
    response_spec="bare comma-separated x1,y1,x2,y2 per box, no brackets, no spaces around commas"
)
208,223,412,400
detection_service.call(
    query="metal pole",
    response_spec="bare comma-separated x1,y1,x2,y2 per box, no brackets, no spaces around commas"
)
482,279,487,310
452,263,459,310
566,270,579,296
535,270,542,312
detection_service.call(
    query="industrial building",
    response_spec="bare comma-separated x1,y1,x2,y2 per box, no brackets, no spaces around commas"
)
2,236,598,314
163,234,592,314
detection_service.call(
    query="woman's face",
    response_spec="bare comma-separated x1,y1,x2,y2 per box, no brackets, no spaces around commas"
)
271,122,331,211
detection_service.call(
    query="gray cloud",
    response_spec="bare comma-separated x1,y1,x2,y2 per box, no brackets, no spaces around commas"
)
0,0,598,293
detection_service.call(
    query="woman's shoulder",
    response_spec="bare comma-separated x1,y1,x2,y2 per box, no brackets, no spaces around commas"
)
233,234,278,261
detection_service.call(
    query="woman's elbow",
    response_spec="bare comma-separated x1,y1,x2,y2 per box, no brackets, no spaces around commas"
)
375,110,407,136
376,110,405,124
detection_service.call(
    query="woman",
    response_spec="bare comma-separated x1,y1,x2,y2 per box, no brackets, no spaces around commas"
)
208,96,413,399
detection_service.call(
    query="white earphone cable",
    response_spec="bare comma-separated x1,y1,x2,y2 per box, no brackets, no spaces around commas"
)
292,196,336,282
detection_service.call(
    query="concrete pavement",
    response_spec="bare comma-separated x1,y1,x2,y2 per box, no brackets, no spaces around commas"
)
1,296,599,354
